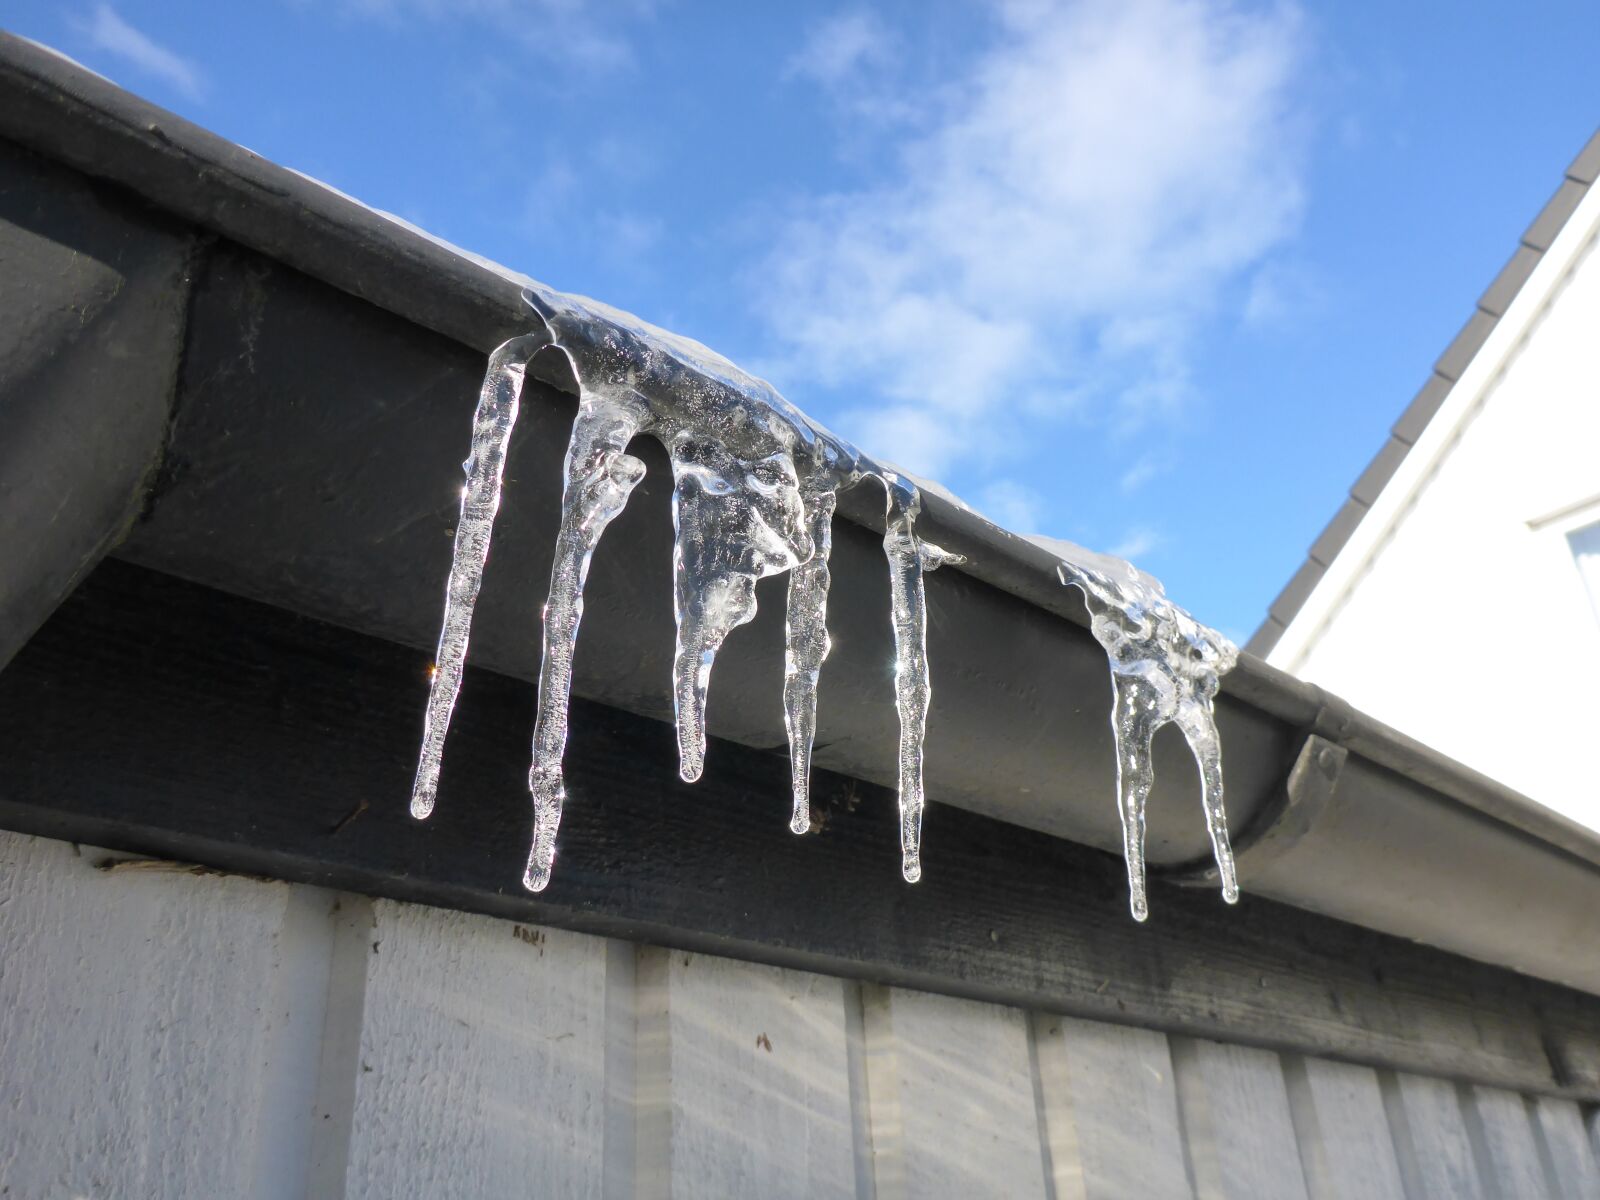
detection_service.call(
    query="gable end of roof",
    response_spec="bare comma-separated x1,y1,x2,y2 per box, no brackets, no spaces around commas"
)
1248,127,1600,658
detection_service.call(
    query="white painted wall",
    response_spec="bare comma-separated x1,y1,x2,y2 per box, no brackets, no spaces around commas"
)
1271,184,1600,829
3,829,1596,1198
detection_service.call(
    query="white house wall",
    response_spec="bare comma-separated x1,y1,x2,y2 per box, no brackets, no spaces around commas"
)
1276,216,1600,828
4,829,1598,1199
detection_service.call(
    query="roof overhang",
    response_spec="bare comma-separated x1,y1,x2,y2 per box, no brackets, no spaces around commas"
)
5,33,1600,1088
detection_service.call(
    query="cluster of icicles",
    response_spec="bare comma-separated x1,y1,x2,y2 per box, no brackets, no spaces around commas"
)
411,284,1239,920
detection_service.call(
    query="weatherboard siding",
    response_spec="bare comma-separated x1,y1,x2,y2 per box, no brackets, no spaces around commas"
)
1,829,1592,1199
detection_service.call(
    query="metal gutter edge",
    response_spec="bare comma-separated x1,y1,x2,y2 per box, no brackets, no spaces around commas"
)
0,133,195,669
4,31,1600,994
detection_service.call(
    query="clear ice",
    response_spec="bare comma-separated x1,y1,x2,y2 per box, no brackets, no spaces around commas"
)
1044,539,1240,921
411,284,1239,917
412,283,959,892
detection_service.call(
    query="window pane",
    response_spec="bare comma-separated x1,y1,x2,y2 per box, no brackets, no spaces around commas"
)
1567,520,1600,625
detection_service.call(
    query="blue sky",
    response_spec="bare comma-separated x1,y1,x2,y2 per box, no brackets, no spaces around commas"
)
9,1,1596,639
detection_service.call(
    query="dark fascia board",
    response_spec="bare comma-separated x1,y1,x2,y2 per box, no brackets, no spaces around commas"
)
1248,126,1600,657
6,34,1600,1000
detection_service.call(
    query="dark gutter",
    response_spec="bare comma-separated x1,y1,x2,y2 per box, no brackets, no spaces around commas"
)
3,32,1600,999
0,134,192,669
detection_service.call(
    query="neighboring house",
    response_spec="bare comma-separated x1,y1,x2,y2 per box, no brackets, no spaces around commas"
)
1253,128,1600,830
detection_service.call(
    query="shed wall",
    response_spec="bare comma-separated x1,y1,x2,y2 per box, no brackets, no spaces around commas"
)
2,830,1595,1198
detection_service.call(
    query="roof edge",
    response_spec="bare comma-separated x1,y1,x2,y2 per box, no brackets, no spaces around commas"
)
1249,127,1600,658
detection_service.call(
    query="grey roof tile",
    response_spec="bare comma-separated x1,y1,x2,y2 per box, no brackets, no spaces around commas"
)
1392,373,1454,443
1521,177,1587,251
1309,499,1370,567
1433,310,1497,381
1567,129,1600,185
1268,559,1326,626
1351,437,1412,505
1477,244,1542,316
1244,617,1286,658
1251,127,1598,654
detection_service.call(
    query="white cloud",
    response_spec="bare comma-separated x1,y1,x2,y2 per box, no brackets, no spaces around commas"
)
77,4,205,101
976,479,1046,532
595,209,663,260
784,9,916,127
761,0,1307,481
339,0,655,70
1118,453,1165,493
1241,257,1322,328
522,158,582,236
785,10,894,88
1109,526,1162,561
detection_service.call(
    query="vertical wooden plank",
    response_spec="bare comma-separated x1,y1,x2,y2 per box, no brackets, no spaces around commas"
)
862,985,1049,1200
1465,1084,1553,1197
602,939,639,1200
1280,1055,1406,1200
1170,1037,1310,1200
306,893,378,1200
1381,1071,1485,1199
344,901,610,1200
1528,1095,1600,1200
0,832,328,1200
1031,1013,1191,1199
842,980,880,1200
635,946,856,1200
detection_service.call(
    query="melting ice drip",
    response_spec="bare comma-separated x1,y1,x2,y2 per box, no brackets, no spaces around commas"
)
411,284,960,893
1041,541,1240,921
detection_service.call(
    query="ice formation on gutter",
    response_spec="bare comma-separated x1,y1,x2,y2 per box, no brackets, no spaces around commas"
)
1033,537,1240,921
411,284,960,893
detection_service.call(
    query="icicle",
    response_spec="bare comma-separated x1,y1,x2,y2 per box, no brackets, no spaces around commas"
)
1053,550,1239,920
783,486,836,834
523,390,647,892
413,283,963,894
411,330,550,822
881,477,963,883
669,436,812,783
414,282,1235,914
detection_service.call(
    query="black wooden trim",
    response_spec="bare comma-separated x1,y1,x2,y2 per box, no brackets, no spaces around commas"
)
3,560,1599,1101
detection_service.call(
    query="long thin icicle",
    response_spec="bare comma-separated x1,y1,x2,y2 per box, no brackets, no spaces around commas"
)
881,478,961,882
1055,551,1239,920
783,487,836,834
411,330,549,821
524,391,647,892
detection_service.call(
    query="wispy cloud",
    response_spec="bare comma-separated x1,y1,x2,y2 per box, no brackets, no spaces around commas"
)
760,0,1308,482
339,0,656,70
1241,257,1322,328
1109,526,1162,561
784,9,914,126
785,10,893,87
1118,453,1165,493
77,4,205,101
519,149,664,276
976,479,1046,532
594,209,663,261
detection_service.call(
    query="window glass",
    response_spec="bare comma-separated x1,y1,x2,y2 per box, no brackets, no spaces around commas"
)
1567,519,1600,625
